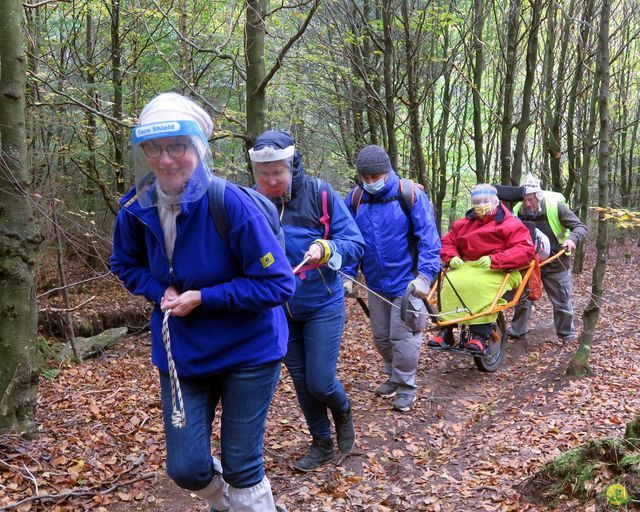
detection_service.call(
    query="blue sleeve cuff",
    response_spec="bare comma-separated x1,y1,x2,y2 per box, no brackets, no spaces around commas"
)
149,282,167,305
200,285,225,310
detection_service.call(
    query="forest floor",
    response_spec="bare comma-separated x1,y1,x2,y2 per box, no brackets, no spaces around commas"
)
1,243,639,512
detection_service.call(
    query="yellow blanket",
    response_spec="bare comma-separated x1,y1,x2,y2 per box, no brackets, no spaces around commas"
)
439,263,522,325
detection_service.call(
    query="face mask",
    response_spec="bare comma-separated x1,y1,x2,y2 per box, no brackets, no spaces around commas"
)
363,177,386,194
473,202,493,219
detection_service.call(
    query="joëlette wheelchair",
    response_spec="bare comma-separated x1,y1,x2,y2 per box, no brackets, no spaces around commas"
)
401,184,563,372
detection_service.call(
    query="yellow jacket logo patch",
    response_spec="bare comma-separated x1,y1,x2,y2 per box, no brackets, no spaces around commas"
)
260,252,275,269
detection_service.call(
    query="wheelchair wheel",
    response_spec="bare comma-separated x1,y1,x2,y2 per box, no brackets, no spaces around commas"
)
474,311,507,372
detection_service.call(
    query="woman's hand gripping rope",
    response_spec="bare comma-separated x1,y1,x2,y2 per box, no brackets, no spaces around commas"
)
161,309,186,428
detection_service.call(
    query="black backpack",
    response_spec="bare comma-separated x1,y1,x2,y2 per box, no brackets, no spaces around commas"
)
208,176,334,251
207,176,286,251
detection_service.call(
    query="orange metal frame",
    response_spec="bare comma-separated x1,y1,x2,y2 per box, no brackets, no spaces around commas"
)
427,250,566,327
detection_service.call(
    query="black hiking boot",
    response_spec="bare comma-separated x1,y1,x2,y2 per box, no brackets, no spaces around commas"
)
332,403,356,453
292,437,334,472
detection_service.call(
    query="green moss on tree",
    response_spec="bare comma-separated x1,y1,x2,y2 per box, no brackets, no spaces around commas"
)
624,417,640,449
520,429,640,508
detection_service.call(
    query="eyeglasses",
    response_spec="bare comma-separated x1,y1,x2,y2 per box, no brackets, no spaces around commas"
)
140,141,190,159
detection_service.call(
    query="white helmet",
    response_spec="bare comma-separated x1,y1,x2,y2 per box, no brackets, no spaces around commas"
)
522,173,542,194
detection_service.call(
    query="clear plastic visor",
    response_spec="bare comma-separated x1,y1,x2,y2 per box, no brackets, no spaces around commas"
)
132,121,212,208
251,158,293,200
471,190,496,218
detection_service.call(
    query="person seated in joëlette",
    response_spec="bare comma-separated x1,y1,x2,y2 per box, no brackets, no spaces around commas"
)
430,184,535,354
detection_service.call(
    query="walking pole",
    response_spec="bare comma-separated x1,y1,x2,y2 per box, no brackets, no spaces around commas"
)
355,297,370,317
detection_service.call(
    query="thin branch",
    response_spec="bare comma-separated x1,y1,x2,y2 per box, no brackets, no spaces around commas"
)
28,72,133,128
137,11,246,130
37,272,112,299
257,0,320,94
0,473,155,511
147,0,246,80
210,130,251,142
40,295,96,313
23,0,69,7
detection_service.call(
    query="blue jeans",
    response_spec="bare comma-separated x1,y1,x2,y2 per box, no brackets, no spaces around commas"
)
285,305,348,439
159,361,280,491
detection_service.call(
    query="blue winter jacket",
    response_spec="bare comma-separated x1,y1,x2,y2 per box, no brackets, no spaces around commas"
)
251,131,365,318
110,181,295,378
343,171,441,297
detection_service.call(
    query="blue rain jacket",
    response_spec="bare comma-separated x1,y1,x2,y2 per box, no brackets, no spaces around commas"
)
343,170,441,297
252,131,365,318
110,181,295,378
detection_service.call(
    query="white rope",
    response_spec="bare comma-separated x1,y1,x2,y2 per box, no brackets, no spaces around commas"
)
162,309,186,428
337,270,469,318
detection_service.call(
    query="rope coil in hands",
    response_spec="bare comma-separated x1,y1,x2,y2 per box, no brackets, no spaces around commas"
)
162,309,186,428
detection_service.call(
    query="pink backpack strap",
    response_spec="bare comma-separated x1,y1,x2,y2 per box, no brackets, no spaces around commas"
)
319,188,330,239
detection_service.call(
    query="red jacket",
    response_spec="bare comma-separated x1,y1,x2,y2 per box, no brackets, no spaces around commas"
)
441,203,534,269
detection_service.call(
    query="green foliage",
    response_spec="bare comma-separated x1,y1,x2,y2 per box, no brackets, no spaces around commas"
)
36,336,56,366
21,0,640,247
41,368,61,381
620,453,640,472
591,207,640,229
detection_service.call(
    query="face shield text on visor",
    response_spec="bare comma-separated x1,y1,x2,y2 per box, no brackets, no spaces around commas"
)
248,145,294,200
131,120,213,208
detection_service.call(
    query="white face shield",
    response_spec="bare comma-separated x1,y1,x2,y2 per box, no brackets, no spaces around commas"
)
470,186,498,219
131,120,212,208
249,145,294,200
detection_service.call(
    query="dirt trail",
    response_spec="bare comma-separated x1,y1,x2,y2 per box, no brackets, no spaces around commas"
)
29,253,637,512
111,272,601,512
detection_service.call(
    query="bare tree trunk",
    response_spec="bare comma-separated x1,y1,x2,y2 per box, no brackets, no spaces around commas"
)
401,0,427,192
178,0,193,89
381,0,398,169
245,0,268,145
436,64,452,229
554,0,576,196
617,23,632,208
53,210,80,361
512,0,543,185
85,8,98,219
540,0,556,183
499,0,521,185
471,0,485,182
448,168,461,231
110,0,125,195
567,0,610,377
0,0,39,435
346,2,366,151
573,53,600,273
624,102,639,207
566,0,595,203
333,74,355,167
362,0,379,145
449,92,469,230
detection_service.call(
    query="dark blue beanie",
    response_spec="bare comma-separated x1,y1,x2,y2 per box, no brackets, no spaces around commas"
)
356,145,391,175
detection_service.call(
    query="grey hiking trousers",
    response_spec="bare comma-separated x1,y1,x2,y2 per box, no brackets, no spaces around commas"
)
510,267,575,339
367,292,426,397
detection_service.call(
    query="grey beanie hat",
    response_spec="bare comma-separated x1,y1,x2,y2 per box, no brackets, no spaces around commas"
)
356,145,392,175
